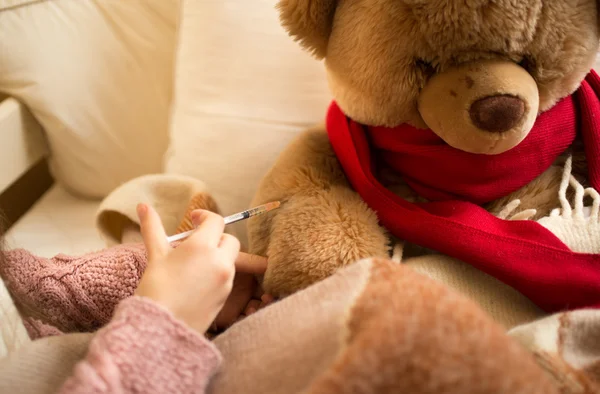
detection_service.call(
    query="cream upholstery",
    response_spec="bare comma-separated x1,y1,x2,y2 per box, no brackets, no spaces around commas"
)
0,0,332,353
164,0,332,244
0,0,179,198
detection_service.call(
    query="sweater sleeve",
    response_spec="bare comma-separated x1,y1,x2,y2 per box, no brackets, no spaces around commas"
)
0,244,149,333
58,296,222,394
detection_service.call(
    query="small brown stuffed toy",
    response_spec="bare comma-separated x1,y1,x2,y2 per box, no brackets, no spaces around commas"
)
249,0,600,315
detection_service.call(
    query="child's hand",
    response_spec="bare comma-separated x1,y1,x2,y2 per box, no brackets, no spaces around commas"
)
135,203,239,334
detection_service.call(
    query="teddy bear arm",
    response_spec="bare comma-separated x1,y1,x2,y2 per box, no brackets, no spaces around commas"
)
485,165,566,220
248,127,389,296
248,126,348,258
485,142,590,219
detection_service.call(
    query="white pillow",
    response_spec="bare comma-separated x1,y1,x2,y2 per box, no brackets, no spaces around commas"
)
0,0,179,198
165,0,332,246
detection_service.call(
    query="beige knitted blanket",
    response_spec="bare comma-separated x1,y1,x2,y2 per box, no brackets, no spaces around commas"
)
0,159,598,392
1,258,598,394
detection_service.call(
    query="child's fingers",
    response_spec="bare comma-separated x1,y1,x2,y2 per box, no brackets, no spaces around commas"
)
235,252,268,274
244,299,262,316
218,234,241,264
188,210,225,247
261,294,275,304
137,204,169,261
259,294,275,309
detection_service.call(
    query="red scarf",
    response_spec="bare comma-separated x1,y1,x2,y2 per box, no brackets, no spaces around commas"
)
327,71,600,313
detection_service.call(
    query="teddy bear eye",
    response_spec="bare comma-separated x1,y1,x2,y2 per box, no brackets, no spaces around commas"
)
415,58,436,78
518,55,537,75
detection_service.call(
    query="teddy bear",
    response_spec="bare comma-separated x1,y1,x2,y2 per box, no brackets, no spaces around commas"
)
247,0,600,316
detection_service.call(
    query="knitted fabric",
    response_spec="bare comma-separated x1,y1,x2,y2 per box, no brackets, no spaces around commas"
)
537,158,600,254
22,318,64,340
508,309,600,392
367,99,576,204
59,296,222,394
327,71,600,313
0,244,147,333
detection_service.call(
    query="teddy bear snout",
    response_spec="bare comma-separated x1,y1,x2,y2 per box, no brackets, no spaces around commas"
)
418,60,539,155
469,95,525,133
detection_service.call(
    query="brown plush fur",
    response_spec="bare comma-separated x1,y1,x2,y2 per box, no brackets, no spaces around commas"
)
278,0,337,59
249,127,389,295
249,0,600,296
290,0,598,127
305,259,558,394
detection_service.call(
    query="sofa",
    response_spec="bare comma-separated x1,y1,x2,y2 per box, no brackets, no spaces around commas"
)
0,0,331,353
2,1,600,393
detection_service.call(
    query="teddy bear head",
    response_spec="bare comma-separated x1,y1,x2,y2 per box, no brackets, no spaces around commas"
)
278,0,599,154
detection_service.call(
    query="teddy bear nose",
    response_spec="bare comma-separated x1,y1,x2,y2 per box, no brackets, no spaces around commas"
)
469,95,525,133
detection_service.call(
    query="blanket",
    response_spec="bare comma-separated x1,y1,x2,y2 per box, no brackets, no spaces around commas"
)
0,160,598,392
1,258,599,393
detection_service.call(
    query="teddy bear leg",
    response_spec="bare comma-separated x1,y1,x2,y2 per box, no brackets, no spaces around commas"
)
248,127,390,296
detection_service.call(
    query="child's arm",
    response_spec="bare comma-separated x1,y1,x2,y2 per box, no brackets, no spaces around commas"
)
0,244,148,334
1,242,269,337
58,296,221,394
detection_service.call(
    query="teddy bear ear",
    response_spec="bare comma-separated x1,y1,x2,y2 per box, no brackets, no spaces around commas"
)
277,0,338,59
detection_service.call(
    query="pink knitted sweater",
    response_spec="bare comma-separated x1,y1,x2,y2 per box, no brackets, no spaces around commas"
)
0,245,222,393
59,296,222,394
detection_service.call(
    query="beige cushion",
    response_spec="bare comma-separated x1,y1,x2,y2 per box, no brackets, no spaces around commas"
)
164,0,332,246
5,185,106,257
0,0,179,198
